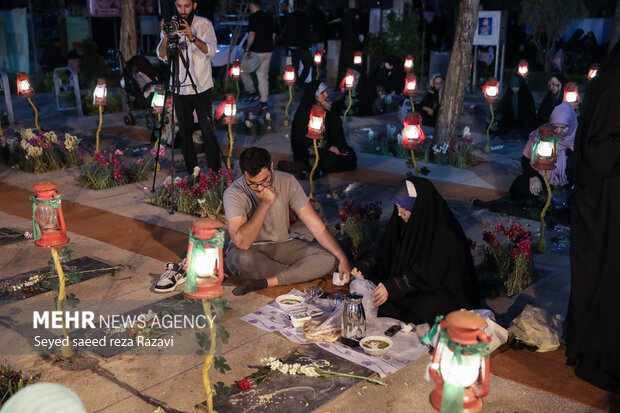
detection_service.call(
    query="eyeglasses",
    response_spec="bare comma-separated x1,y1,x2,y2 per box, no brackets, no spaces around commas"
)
246,172,272,189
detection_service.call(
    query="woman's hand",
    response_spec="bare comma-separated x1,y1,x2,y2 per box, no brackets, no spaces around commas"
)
529,176,542,196
423,107,433,116
351,267,364,279
328,145,341,155
372,283,389,307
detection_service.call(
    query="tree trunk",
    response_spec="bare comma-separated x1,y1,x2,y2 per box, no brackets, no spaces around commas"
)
434,0,480,145
610,1,620,53
120,0,137,59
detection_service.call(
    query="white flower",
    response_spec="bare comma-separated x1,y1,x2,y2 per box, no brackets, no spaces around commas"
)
193,166,200,177
173,177,182,184
64,134,79,151
44,131,57,143
463,126,471,139
114,149,124,156
197,198,206,204
163,176,172,185
24,231,32,239
264,113,271,121
245,120,253,128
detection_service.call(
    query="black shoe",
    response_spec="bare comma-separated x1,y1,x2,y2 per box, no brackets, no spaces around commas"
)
259,102,268,111
246,93,259,103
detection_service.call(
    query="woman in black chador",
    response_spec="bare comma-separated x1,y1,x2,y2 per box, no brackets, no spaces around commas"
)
352,177,480,325
493,75,536,139
565,41,620,393
290,80,357,174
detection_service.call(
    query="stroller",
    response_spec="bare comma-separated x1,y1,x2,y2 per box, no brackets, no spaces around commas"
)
117,51,160,130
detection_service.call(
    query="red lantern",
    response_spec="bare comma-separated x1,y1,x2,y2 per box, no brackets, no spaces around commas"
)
587,64,598,81
16,72,34,98
403,73,417,97
314,51,322,66
563,82,579,106
531,125,558,171
402,112,425,150
353,51,363,66
283,65,296,86
306,104,326,139
343,69,356,92
93,78,107,106
482,78,499,104
31,182,70,249
428,311,491,413
517,60,529,78
222,94,237,125
404,55,414,72
229,61,241,80
151,85,166,115
184,219,226,300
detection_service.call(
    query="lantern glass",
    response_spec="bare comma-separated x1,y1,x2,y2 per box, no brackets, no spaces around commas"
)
191,247,220,279
314,52,322,65
407,80,416,92
154,93,165,108
588,67,597,80
19,80,30,92
486,86,498,97
439,349,482,387
565,91,578,103
285,71,295,82
310,115,323,131
404,125,419,142
537,141,554,158
232,66,240,77
35,205,60,231
404,56,413,71
224,103,236,117
345,75,354,88
95,85,106,99
353,53,362,65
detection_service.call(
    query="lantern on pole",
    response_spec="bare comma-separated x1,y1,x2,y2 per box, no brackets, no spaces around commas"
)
353,51,363,66
183,218,226,413
404,55,414,73
222,94,237,169
342,69,356,131
531,125,558,252
93,78,107,153
30,182,73,356
314,51,322,80
424,311,491,413
229,61,241,81
403,73,417,111
587,64,598,81
402,112,425,176
306,105,326,199
151,85,166,115
517,60,529,78
563,82,579,108
482,78,499,153
283,65,296,126
17,72,40,131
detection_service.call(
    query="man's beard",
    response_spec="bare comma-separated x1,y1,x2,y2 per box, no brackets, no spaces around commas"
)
181,10,195,26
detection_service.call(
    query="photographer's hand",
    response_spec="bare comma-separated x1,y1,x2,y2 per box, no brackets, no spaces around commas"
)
179,20,194,42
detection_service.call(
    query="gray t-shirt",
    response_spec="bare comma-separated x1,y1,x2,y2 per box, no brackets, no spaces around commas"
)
223,171,309,245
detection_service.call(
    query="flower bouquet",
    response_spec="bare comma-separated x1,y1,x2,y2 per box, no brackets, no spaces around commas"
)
77,148,155,189
0,129,80,172
335,200,382,261
476,220,535,296
153,167,232,222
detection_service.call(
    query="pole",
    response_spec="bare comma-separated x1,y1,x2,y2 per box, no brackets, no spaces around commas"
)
284,85,293,127
309,139,320,199
151,113,165,192
343,91,352,132
410,96,415,111
28,97,40,131
235,80,240,101
95,105,103,153
485,102,494,153
227,123,234,169
536,174,552,252
201,299,217,412
51,248,73,356
410,149,420,176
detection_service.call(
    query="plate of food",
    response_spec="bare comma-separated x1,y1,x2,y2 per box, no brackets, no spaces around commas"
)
359,335,393,356
275,294,305,311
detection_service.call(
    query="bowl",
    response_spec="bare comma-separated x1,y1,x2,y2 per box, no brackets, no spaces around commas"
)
359,336,393,356
275,294,305,311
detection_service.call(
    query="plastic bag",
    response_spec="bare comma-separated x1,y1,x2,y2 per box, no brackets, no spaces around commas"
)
507,304,564,352
472,309,508,353
349,278,379,325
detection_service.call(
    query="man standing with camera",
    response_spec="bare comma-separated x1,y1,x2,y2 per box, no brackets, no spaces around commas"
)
157,0,222,174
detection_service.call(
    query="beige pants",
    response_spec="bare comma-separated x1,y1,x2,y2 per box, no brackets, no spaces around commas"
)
225,239,338,285
240,51,272,103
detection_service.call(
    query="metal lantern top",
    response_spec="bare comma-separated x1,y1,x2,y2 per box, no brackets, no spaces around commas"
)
184,218,226,300
93,78,107,106
353,51,363,66
343,69,356,92
517,60,529,78
482,77,499,104
31,182,70,249
404,55,414,72
403,73,417,97
402,111,425,150
306,104,326,139
314,51,322,66
283,65,296,86
151,85,166,114
17,72,34,98
563,82,579,104
222,94,237,125
229,61,241,80
531,125,558,171
587,64,599,81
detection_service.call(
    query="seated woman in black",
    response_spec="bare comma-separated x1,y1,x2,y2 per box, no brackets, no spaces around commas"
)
536,73,566,128
351,177,480,325
290,81,357,174
493,75,536,139
419,74,444,127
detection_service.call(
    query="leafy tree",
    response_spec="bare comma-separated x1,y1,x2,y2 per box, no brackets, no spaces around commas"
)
519,0,587,72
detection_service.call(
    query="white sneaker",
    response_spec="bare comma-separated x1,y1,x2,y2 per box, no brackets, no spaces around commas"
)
154,260,186,293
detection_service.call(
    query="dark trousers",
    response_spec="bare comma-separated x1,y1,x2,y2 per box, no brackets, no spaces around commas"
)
290,48,313,85
174,88,222,173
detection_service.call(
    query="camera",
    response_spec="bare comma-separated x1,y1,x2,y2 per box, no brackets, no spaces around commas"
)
163,15,181,34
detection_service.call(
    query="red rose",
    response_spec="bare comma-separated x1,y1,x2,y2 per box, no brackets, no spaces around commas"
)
237,377,251,390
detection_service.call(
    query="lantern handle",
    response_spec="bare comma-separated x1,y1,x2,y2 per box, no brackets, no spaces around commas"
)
55,191,68,235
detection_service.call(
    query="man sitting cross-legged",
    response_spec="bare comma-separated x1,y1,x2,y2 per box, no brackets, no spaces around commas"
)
224,147,351,295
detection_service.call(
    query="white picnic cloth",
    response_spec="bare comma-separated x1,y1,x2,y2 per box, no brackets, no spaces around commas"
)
241,289,430,378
